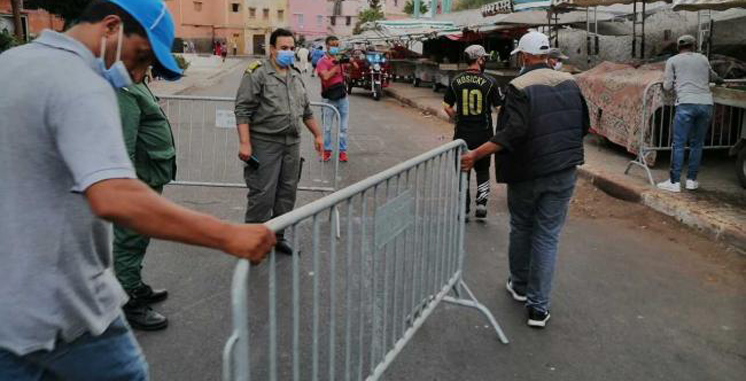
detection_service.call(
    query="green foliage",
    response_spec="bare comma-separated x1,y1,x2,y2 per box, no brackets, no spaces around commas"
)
404,0,429,15
173,54,189,72
353,1,385,35
24,0,92,29
0,29,19,54
454,0,494,11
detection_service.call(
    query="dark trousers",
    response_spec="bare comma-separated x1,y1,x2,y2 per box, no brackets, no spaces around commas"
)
455,129,492,213
243,138,301,237
507,168,576,313
114,185,163,292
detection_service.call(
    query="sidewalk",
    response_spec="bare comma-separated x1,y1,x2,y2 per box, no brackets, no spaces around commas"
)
149,54,248,96
384,81,746,254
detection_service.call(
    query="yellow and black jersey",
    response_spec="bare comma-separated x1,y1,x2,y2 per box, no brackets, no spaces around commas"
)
444,70,502,133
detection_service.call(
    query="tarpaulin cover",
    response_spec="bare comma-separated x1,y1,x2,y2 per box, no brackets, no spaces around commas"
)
575,61,667,162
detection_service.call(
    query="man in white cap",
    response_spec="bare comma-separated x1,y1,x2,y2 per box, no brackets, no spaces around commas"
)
657,34,723,193
461,31,589,328
443,44,502,220
0,0,274,378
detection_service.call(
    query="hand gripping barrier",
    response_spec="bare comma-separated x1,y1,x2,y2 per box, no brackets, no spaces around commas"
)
222,140,508,381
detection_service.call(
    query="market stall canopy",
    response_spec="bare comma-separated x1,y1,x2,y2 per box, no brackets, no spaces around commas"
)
671,0,746,10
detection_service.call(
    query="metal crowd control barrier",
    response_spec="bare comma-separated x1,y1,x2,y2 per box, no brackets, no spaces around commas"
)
625,82,745,185
156,95,341,193
222,140,508,381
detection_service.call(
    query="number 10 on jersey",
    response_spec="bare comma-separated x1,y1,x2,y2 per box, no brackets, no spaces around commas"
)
462,89,483,116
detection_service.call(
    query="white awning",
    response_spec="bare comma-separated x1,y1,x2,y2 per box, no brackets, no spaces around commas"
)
672,0,746,11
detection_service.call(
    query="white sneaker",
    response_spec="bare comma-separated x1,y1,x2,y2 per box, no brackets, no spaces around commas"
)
685,179,699,190
657,179,681,193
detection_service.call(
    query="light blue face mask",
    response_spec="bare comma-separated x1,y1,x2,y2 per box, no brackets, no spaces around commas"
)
97,26,133,89
329,46,340,55
276,50,295,68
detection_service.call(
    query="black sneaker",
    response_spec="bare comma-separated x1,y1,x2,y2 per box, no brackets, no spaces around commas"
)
505,278,527,302
129,284,168,305
527,308,551,328
123,301,168,331
475,204,487,219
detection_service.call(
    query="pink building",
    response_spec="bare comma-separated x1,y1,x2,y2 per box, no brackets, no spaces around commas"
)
287,0,328,41
165,0,247,54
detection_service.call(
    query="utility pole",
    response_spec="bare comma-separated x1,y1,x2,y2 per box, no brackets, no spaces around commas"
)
11,0,23,41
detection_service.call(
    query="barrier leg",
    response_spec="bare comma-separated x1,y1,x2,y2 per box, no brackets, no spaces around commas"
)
625,149,656,186
443,279,509,345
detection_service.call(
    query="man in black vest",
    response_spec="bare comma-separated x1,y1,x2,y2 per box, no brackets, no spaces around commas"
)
461,32,589,328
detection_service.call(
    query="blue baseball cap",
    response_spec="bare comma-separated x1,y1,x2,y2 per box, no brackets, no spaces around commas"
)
107,0,182,80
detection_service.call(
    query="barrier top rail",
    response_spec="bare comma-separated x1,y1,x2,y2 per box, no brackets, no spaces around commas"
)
263,140,468,234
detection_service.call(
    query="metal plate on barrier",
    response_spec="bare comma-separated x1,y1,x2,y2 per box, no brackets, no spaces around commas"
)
215,109,236,129
374,189,414,249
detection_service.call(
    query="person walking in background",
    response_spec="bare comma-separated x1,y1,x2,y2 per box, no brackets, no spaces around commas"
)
311,45,324,77
547,48,568,71
296,45,309,74
316,35,355,163
461,32,589,329
443,44,502,221
657,34,723,193
0,0,274,378
232,39,237,56
114,81,176,331
235,28,324,256
220,41,228,62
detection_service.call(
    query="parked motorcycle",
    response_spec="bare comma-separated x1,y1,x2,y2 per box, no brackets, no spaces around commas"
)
344,51,390,101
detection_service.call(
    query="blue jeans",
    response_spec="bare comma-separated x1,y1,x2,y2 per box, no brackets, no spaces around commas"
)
507,168,576,314
0,317,148,381
322,96,349,152
670,104,713,183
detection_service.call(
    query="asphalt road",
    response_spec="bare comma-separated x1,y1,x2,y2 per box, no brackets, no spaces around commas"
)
138,61,746,381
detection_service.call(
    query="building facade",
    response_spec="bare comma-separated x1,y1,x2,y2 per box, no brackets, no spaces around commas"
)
0,0,64,41
164,0,246,54
244,0,288,55
325,0,409,38
287,0,327,42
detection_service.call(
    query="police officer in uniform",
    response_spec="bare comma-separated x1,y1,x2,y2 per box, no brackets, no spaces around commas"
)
443,45,502,220
114,82,175,330
235,28,324,254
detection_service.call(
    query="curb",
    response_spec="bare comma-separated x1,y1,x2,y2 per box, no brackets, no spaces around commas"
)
385,87,746,255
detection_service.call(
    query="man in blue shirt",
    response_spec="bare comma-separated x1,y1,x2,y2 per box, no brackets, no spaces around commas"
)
0,1,274,379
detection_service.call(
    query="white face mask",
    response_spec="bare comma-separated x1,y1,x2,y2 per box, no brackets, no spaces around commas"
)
97,26,133,89
553,61,563,71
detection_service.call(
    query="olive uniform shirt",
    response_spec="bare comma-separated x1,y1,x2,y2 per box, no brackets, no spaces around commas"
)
117,83,176,187
234,59,313,144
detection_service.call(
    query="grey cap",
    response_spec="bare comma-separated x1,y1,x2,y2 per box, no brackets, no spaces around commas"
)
465,45,487,60
678,34,696,47
548,48,568,60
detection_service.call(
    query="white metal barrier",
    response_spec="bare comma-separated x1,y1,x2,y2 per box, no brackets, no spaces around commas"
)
156,95,340,192
222,140,508,381
625,82,745,185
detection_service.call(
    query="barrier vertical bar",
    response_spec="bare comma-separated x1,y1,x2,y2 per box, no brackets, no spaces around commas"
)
292,224,300,381
312,214,320,381
268,249,277,381
328,205,338,381
410,164,422,323
381,178,391,362
358,191,367,381
369,185,379,375
344,198,354,381
391,173,402,345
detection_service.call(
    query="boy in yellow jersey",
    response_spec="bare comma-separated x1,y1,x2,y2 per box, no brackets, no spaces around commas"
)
443,45,503,220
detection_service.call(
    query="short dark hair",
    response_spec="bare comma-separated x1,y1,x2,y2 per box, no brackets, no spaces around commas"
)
270,28,295,47
326,36,339,45
77,0,147,37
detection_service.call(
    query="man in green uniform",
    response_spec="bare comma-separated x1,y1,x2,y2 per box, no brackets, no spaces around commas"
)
114,82,176,330
235,28,324,255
